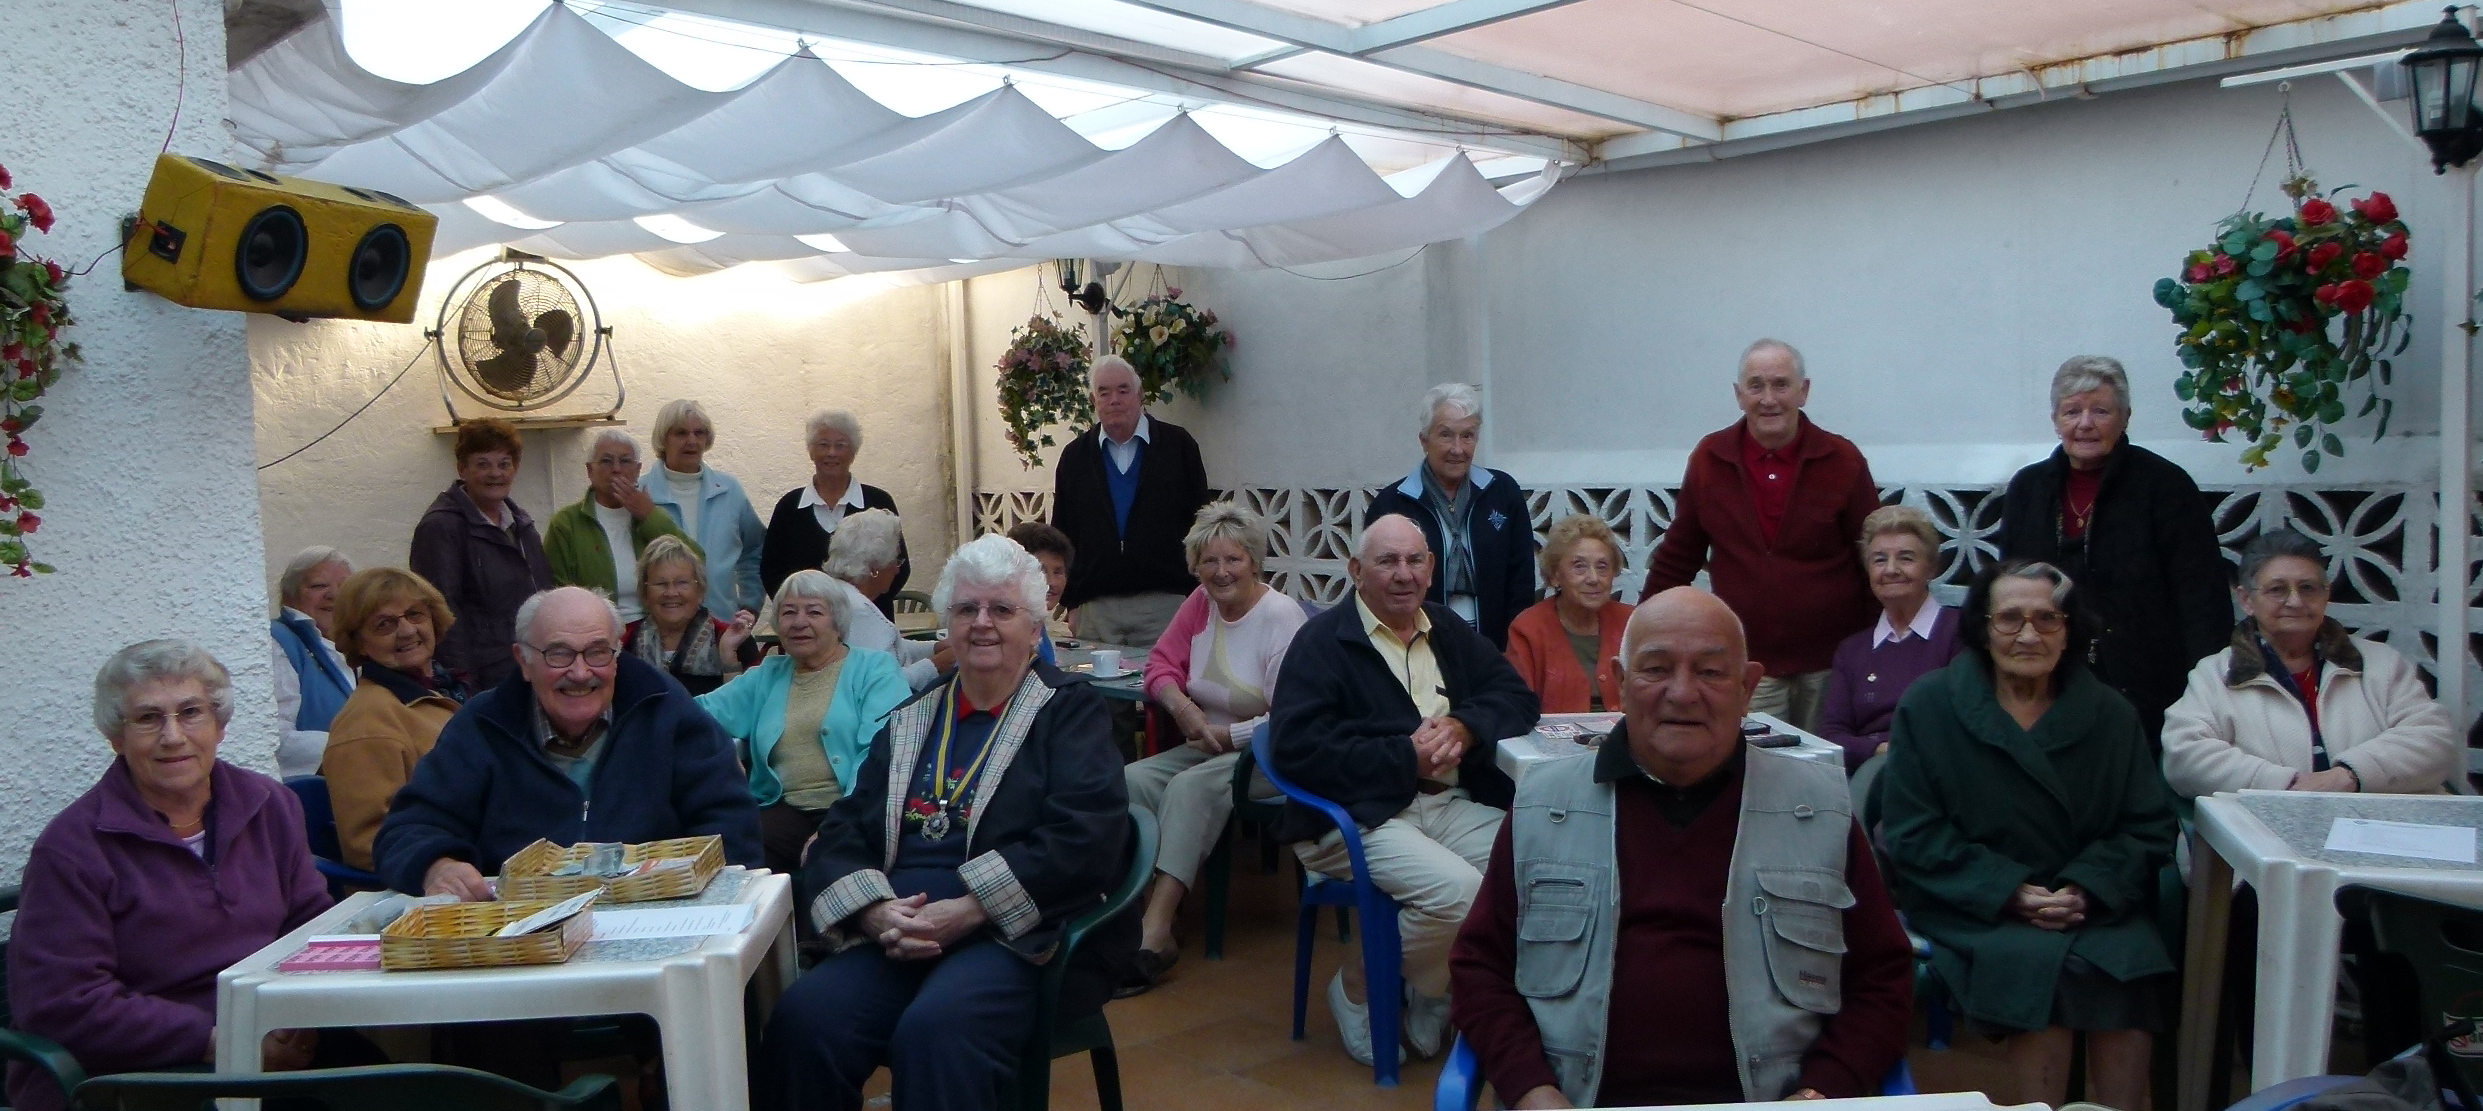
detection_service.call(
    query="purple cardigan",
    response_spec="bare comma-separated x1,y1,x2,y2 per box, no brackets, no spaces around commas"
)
5,760,330,1111
1819,605,1964,770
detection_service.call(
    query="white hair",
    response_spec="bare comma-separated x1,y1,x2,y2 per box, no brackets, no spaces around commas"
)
824,509,904,582
587,428,640,462
94,639,235,737
805,409,863,452
514,586,625,647
933,534,1049,619
1358,513,1430,561
1738,338,1806,381
2051,355,2131,414
772,569,850,639
1419,382,1482,434
1090,356,1139,391
652,399,713,451
278,545,352,605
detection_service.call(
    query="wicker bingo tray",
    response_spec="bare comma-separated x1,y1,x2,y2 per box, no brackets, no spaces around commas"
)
379,899,594,971
499,836,725,903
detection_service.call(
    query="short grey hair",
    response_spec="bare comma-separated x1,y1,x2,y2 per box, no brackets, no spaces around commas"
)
652,399,713,450
2051,355,2131,414
587,428,640,463
805,409,863,452
1419,383,1482,434
278,546,352,606
2239,528,2328,586
824,509,904,582
773,569,850,639
1184,502,1269,571
1996,560,2077,608
934,534,1049,618
94,639,235,737
1358,513,1431,561
1090,356,1139,389
1739,338,1806,381
636,534,706,599
513,586,625,647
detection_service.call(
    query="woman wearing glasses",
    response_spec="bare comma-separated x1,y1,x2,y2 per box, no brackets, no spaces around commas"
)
755,535,1136,1111
1879,560,2179,1111
2163,529,2458,797
320,568,473,873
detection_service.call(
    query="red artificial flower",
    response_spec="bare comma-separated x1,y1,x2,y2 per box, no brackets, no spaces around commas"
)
2308,242,2344,270
16,513,37,535
5,439,25,458
0,419,18,434
2267,229,2297,260
10,563,31,578
2186,262,2212,282
0,494,15,512
2214,254,2238,275
0,162,12,190
15,193,51,234
0,227,13,259
2299,198,2338,227
29,304,47,327
2315,283,2340,304
1165,287,1182,299
2333,280,2376,313
2383,233,2410,260
2353,192,2400,224
2353,251,2388,279
42,260,62,285
1,343,19,363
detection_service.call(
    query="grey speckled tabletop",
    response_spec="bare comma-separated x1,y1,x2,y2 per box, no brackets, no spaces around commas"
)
2236,793,2483,872
570,867,758,963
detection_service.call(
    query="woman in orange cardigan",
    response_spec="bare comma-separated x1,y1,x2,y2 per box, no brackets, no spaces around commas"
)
1503,514,1631,713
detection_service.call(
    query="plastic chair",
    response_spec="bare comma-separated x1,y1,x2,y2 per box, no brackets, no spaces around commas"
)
889,590,934,615
1014,805,1157,1111
68,1063,622,1110
2342,886,2483,1099
1433,1034,1919,1110
1,886,89,1108
1198,744,1291,960
1250,722,1405,1087
282,775,383,897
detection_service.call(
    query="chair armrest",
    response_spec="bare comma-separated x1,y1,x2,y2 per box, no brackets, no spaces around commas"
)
0,1027,88,1100
1248,724,1378,881
1434,1036,1480,1111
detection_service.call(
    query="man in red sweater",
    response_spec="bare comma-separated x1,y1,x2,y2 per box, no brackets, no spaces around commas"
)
1449,588,1913,1108
1638,340,1882,733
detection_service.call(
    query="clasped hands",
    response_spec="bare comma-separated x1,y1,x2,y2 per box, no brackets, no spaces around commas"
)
2007,882,2088,931
1411,715,1472,779
1170,698,1239,756
856,893,989,960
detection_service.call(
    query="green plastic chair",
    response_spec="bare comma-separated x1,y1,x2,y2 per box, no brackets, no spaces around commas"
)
1200,746,1290,960
1013,806,1156,1111
2341,885,2483,1096
68,1063,622,1110
0,886,89,1109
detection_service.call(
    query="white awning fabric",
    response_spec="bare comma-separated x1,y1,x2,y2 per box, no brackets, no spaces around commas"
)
228,4,1557,281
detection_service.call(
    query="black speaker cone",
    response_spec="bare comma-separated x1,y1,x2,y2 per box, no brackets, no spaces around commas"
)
235,205,307,302
349,224,411,311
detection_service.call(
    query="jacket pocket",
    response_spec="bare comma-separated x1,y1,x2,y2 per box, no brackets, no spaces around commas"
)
1755,867,1850,1014
1515,871,1596,999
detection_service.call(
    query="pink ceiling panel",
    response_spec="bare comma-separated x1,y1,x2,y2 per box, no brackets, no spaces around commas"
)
1257,51,1644,135
1243,0,1461,28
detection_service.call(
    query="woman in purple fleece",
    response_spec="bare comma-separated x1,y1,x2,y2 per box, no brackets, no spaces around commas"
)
1819,505,1965,771
5,640,336,1111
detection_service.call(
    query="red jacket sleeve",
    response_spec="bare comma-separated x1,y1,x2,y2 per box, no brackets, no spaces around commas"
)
1449,820,1564,1101
1795,820,1917,1098
1642,455,1712,599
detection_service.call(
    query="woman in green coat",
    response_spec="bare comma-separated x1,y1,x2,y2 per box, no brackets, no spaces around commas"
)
1881,559,2179,1110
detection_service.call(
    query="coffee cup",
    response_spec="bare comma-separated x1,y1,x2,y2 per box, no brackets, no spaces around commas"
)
1091,649,1124,677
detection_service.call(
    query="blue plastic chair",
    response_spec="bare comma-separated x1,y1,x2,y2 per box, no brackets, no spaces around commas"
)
283,775,384,897
1434,1035,1918,1110
1250,722,1405,1087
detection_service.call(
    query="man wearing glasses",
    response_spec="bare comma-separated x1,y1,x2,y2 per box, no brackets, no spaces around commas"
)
375,586,763,901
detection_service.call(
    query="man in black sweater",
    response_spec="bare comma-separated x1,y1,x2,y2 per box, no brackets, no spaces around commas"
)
1048,356,1212,648
1269,514,1541,1069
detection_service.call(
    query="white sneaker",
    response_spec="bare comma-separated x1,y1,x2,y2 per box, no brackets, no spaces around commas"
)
1403,986,1451,1059
1327,972,1406,1067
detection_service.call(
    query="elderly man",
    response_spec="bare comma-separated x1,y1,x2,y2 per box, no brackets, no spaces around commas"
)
1367,383,1536,649
545,430,695,625
1270,514,1541,1066
1640,340,1881,733
1450,588,1913,1108
373,586,762,899
1049,356,1212,649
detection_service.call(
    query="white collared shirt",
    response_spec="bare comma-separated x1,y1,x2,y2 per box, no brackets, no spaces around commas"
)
1872,600,1944,648
799,479,869,535
1102,414,1153,473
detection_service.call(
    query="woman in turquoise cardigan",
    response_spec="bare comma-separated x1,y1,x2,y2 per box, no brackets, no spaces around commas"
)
698,570,909,874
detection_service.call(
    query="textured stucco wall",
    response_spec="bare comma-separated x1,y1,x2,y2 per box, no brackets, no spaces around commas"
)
0,0,268,888
253,252,955,610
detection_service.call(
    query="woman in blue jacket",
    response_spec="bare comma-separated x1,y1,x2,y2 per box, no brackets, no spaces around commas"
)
640,399,769,618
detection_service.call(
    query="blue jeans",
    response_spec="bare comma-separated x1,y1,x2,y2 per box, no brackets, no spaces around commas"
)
753,937,1038,1111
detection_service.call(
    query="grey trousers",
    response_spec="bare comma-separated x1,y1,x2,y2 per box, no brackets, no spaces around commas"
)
1124,742,1279,888
1073,591,1187,650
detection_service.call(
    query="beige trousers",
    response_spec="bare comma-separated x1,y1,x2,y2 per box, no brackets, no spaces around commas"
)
1124,743,1280,888
1073,591,1188,650
1293,791,1504,997
1751,668,1832,735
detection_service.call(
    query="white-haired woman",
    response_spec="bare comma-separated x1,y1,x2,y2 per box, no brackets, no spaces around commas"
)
699,569,910,875
1363,382,1536,649
1821,504,1964,770
627,534,760,697
763,408,910,612
1121,503,1305,989
640,398,768,619
822,509,944,691
270,545,356,778
1999,356,2232,744
545,428,694,625
6,642,355,1111
755,536,1136,1111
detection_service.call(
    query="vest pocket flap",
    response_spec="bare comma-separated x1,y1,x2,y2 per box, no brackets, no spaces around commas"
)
1765,902,1848,954
1760,901,1846,1014
1756,867,1855,909
1515,875,1597,999
1518,902,1591,944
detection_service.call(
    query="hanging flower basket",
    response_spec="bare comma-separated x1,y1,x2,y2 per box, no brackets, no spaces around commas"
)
2155,175,2411,473
995,313,1091,467
1112,287,1231,404
0,160,75,577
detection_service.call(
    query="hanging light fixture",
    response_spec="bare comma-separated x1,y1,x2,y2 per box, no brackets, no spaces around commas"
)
2403,7,2483,172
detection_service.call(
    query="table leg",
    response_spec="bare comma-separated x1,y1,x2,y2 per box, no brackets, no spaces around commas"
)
2251,862,2346,1090
2178,829,2236,1111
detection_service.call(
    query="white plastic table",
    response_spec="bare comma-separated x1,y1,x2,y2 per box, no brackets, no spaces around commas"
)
2175,792,2483,1110
1610,1094,2036,1111
215,867,796,1111
1497,711,1844,784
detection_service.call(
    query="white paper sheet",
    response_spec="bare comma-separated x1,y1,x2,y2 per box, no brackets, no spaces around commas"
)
2324,817,2479,863
588,904,757,942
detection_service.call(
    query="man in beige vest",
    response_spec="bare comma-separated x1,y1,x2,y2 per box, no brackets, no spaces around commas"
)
1448,589,1914,1107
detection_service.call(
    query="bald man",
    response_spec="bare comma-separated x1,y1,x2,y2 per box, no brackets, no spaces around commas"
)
1048,356,1212,649
1268,514,1541,1068
1449,589,1912,1108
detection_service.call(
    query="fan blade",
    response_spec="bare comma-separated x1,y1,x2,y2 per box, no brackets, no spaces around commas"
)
536,309,576,359
474,347,539,394
487,279,528,348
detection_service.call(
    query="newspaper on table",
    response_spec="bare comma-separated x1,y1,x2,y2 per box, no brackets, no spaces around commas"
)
494,889,601,937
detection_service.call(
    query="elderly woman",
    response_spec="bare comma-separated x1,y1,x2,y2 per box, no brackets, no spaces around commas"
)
626,535,760,697
753,535,1135,1111
410,417,554,689
5,642,339,1111
1880,561,2178,1110
2164,529,2459,796
1121,504,1306,987
544,429,693,624
321,568,472,873
1821,505,1965,770
699,569,911,875
762,409,910,609
640,398,768,618
1502,514,1630,713
1007,521,1076,653
2000,356,2232,744
270,545,356,778
823,509,942,691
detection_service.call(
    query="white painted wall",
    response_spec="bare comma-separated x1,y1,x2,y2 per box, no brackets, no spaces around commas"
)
0,0,268,887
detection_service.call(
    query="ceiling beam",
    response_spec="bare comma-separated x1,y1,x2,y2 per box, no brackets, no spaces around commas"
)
1348,0,1588,54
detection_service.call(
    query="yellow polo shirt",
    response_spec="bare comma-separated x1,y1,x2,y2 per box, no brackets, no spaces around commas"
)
1355,593,1455,785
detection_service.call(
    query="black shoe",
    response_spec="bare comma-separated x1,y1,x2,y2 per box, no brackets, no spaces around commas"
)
1114,946,1180,998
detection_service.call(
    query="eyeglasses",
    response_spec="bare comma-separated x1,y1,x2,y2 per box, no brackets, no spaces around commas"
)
364,608,431,638
126,703,214,740
2254,581,2330,603
1988,609,2068,636
948,600,1027,624
525,642,619,668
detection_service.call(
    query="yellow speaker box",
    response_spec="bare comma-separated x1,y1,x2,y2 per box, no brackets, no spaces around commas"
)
122,153,438,323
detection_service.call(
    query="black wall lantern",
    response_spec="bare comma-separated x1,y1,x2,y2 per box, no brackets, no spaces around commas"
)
2404,7,2483,172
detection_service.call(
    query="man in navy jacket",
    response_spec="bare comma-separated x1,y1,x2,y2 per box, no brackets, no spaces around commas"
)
375,586,761,897
1365,383,1535,649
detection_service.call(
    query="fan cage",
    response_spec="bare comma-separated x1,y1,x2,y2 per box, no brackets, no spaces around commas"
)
432,254,608,414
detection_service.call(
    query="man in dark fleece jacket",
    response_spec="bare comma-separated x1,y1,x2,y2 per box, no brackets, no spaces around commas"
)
375,586,760,897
